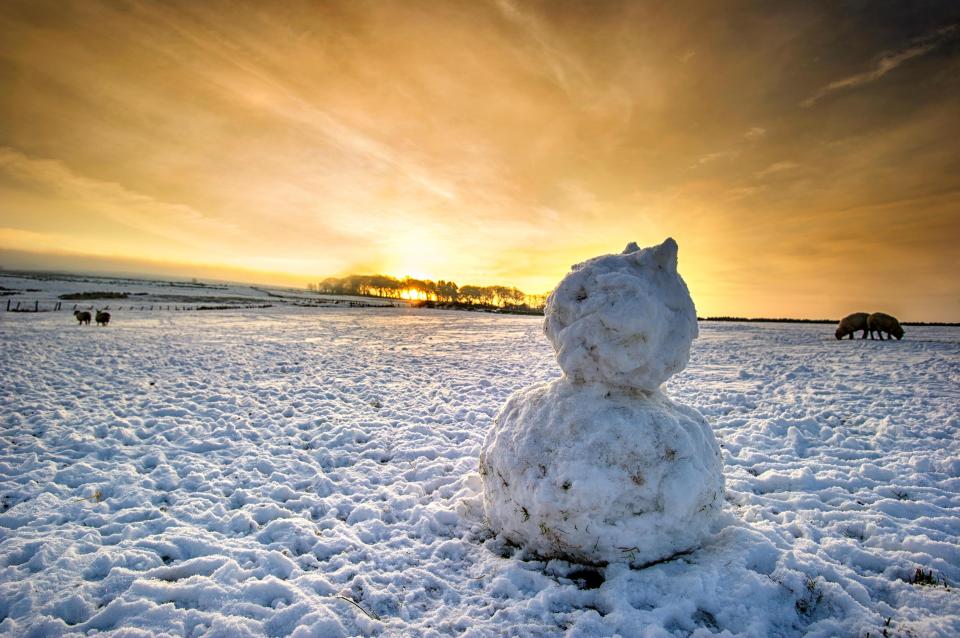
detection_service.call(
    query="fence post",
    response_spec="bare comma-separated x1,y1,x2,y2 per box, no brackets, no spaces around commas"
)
35,300,39,312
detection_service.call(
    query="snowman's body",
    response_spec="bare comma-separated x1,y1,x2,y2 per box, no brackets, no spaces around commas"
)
480,239,725,567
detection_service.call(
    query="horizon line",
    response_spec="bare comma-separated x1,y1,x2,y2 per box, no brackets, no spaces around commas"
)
2,267,957,326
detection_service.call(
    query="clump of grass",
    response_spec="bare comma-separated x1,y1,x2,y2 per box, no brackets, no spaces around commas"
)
865,616,895,638
795,577,823,617
910,568,948,588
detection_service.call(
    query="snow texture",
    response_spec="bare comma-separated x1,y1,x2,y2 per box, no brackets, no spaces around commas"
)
544,238,698,390
483,239,723,567
1,272,959,637
480,380,724,566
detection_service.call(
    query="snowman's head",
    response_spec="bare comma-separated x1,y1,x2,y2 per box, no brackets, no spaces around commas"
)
544,238,698,390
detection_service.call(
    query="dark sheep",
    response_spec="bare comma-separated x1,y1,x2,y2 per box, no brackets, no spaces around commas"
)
73,310,91,325
835,312,869,340
95,310,111,326
867,312,904,341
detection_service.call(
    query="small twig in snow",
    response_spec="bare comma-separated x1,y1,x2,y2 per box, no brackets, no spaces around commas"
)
334,596,381,621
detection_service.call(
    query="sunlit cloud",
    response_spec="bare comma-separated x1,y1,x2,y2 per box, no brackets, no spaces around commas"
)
754,161,799,178
689,151,737,169
0,148,234,251
493,0,590,96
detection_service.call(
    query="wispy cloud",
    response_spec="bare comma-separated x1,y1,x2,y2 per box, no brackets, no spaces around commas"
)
723,185,766,201
0,147,234,251
689,151,737,169
493,0,589,95
802,25,958,107
755,161,799,178
131,4,460,204
0,146,365,275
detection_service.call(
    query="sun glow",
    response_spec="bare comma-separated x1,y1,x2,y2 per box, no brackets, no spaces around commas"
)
399,288,429,301
378,229,454,284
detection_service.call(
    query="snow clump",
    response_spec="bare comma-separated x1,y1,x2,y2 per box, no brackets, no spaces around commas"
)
481,238,725,567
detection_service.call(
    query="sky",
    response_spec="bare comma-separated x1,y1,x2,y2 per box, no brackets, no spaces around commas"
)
1,0,958,320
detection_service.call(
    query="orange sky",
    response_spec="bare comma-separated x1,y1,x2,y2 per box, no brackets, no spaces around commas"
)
1,1,958,320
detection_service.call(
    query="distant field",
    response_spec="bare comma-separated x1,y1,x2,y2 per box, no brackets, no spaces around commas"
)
0,272,402,311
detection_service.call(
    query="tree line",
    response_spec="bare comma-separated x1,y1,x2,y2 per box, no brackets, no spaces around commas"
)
307,275,547,309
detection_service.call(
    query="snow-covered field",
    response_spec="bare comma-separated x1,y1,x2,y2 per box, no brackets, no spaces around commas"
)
1,305,958,637
0,273,397,308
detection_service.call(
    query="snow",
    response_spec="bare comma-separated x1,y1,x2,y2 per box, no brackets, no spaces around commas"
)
543,239,698,390
482,239,723,567
1,297,959,636
480,380,724,566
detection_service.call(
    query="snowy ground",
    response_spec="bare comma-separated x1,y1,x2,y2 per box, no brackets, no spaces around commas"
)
1,305,958,637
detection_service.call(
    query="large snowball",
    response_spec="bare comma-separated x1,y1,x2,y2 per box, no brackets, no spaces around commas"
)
544,238,698,391
480,379,725,567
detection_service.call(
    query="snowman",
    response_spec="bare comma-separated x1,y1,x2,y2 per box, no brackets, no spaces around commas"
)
480,238,725,567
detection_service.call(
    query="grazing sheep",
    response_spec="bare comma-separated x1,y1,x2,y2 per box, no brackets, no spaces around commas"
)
95,310,111,326
867,312,904,341
73,310,91,325
835,312,869,340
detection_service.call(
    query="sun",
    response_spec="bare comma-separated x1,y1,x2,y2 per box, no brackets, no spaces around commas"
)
399,288,428,301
